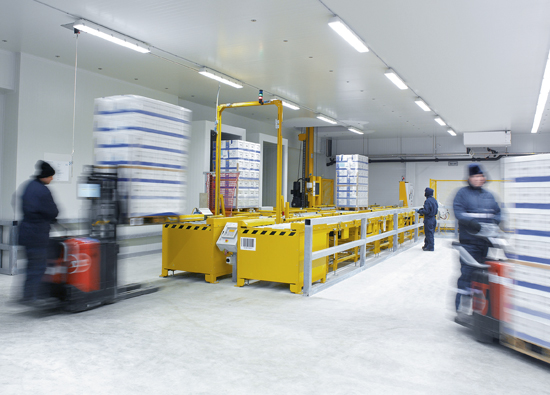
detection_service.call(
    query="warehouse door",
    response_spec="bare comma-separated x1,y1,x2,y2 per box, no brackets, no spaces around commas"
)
262,141,277,207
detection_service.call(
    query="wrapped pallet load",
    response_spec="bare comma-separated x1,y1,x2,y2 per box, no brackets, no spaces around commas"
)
93,95,191,223
213,140,261,209
336,154,369,209
502,154,550,351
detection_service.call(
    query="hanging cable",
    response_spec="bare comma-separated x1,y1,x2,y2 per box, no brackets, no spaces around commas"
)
70,30,79,178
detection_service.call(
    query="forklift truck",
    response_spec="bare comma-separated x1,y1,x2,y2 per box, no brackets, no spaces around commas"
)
44,166,158,312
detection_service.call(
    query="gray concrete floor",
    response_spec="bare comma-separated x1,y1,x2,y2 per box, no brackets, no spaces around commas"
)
1,239,549,394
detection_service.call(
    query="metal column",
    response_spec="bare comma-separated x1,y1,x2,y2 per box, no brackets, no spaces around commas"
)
393,213,399,252
414,212,419,242
0,221,19,276
303,219,313,296
359,218,367,267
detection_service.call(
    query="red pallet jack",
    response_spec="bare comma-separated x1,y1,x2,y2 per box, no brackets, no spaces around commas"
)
42,167,158,312
452,223,508,342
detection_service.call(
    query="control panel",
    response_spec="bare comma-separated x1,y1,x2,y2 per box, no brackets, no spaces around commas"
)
215,222,239,254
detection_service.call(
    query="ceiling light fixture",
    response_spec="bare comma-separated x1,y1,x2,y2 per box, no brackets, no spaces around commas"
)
73,20,150,53
273,96,300,110
348,127,364,135
198,67,243,89
317,114,338,125
531,49,550,133
447,128,457,136
434,117,446,126
414,98,431,112
328,16,369,53
384,69,408,90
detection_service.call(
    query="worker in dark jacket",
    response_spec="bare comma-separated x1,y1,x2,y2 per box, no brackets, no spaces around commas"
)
453,163,500,313
418,187,438,251
19,161,59,305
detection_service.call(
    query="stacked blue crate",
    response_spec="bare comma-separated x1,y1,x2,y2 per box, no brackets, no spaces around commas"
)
336,154,369,208
93,95,191,220
502,154,550,349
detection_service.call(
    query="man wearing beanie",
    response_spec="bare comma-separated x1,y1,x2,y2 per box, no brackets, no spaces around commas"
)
452,163,500,322
417,187,438,251
18,160,59,306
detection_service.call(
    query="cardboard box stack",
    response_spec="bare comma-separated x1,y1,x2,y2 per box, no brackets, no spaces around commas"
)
336,154,369,208
502,154,550,347
93,95,191,220
212,140,261,209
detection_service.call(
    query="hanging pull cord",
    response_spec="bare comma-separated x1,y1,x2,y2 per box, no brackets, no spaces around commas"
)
71,30,79,177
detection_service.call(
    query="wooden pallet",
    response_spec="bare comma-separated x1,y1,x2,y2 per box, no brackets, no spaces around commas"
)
503,334,550,364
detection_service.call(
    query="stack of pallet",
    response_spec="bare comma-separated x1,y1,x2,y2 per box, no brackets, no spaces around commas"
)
93,95,191,221
213,140,261,208
336,154,369,209
502,154,550,353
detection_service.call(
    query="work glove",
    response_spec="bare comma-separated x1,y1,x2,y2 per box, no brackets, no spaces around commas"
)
467,219,481,233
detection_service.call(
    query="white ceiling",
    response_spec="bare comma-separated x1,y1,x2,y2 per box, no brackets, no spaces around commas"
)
1,0,550,139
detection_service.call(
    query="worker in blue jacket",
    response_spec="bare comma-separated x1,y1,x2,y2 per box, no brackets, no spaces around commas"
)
418,187,438,251
453,163,501,313
18,161,59,305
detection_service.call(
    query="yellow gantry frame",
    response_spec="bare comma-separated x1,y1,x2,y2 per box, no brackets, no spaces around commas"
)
216,100,285,223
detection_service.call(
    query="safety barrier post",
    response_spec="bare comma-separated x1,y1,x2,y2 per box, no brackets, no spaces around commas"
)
303,219,314,296
393,213,399,252
359,217,367,267
0,221,20,276
414,211,419,242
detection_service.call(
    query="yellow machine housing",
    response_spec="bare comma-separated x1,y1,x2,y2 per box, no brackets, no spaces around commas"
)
162,216,247,283
236,222,330,294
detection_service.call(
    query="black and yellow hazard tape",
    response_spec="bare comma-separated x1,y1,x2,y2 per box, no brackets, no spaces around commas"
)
242,229,297,236
164,224,210,231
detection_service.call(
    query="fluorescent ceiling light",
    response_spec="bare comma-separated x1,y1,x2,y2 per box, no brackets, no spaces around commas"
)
384,69,408,90
317,114,338,124
281,101,300,111
328,16,369,53
73,20,150,53
414,99,431,111
273,97,300,110
434,117,446,126
348,127,364,135
531,49,550,133
447,129,457,136
198,67,243,89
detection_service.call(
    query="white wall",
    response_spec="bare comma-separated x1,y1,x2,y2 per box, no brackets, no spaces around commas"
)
333,135,510,208
368,162,406,206
0,49,16,91
1,52,20,220
409,161,502,207
12,53,178,219
0,93,4,215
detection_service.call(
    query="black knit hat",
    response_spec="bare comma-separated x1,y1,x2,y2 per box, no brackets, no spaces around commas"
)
468,163,484,177
36,160,55,179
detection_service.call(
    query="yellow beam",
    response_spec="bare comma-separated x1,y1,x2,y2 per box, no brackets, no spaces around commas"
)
306,127,315,208
216,100,285,223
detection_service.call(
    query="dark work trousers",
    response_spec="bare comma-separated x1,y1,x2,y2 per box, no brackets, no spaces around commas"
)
423,217,437,250
23,246,48,301
455,244,488,310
